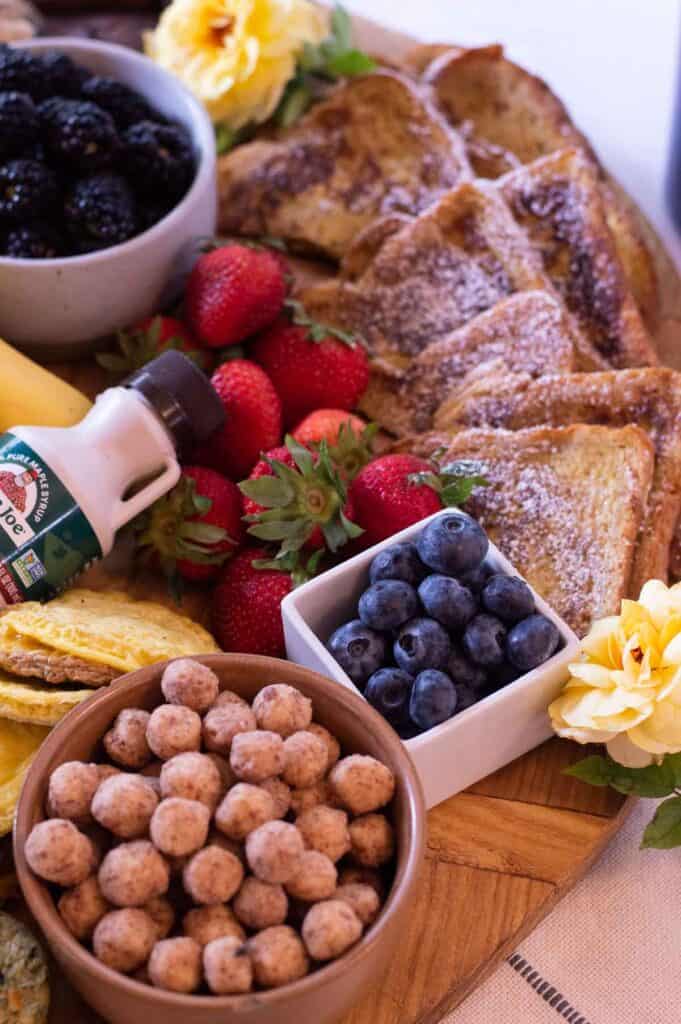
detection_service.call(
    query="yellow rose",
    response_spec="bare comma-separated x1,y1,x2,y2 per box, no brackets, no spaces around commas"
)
549,580,681,767
145,0,329,129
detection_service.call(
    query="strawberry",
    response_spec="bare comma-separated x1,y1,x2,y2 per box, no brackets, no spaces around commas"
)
193,360,283,481
186,244,286,348
239,436,362,558
136,466,243,584
211,546,293,656
252,302,370,427
292,410,366,447
349,454,490,548
97,316,212,374
293,411,377,482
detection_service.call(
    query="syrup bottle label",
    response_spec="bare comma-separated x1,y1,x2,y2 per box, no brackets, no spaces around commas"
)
0,432,102,604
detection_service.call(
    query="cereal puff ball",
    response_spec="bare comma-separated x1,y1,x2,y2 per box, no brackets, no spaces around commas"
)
149,936,202,993
58,875,109,940
245,821,304,884
289,780,331,817
252,684,312,737
183,905,245,947
91,774,158,839
214,782,276,841
98,840,169,907
302,899,362,961
47,761,100,824
25,819,97,887
285,851,337,903
183,845,244,904
204,935,253,995
144,895,175,939
296,806,351,863
349,814,395,867
103,709,152,769
149,797,210,857
212,689,248,709
202,703,256,754
334,883,380,926
282,731,328,789
230,731,284,783
307,723,341,771
93,908,157,973
161,658,219,713
248,925,309,989
259,777,291,819
160,751,222,810
233,876,288,930
329,755,395,815
146,705,202,760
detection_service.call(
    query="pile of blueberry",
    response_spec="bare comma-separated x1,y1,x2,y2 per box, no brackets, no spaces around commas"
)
0,45,196,258
327,513,562,737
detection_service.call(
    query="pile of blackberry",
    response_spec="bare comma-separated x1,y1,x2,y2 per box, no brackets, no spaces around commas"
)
0,45,196,259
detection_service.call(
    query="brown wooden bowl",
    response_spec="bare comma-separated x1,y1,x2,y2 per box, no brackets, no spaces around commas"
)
14,654,425,1024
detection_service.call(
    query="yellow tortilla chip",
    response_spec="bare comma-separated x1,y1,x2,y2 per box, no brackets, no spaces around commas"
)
0,589,219,674
0,720,49,837
0,678,93,726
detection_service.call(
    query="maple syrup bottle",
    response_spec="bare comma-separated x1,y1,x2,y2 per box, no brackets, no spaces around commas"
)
0,351,223,606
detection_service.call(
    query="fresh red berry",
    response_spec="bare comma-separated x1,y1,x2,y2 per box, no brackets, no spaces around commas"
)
186,244,286,348
136,465,243,584
292,409,366,447
194,360,283,481
252,311,370,427
97,315,212,373
211,546,292,656
241,446,296,521
349,454,442,547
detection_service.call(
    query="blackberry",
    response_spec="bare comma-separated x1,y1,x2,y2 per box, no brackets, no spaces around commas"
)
0,91,39,160
2,223,60,259
0,45,42,98
0,160,59,221
122,120,194,201
40,98,119,171
65,173,136,250
82,76,160,129
38,52,88,98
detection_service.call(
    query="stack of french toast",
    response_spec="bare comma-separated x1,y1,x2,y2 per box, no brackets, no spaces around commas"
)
218,43,681,638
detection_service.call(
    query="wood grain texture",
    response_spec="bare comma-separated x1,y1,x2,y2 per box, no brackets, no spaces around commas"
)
15,8,670,1024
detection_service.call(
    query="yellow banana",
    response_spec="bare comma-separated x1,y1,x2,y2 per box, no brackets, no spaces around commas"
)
0,338,91,432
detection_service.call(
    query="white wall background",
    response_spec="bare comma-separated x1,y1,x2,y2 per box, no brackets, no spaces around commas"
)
347,0,681,263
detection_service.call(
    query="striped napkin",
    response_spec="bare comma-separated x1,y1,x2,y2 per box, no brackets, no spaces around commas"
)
446,799,678,1024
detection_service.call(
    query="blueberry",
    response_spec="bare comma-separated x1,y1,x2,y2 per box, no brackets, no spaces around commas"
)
409,670,458,730
418,574,477,631
365,668,414,726
394,617,451,674
459,559,494,596
416,513,488,576
506,614,560,672
482,574,535,624
358,579,419,631
462,613,507,668
369,542,427,587
447,645,488,691
454,683,479,713
328,620,387,688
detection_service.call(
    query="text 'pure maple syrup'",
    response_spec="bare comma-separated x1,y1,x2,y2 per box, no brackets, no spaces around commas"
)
0,351,223,605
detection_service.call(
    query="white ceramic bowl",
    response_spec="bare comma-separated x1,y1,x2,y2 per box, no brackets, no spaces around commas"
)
283,509,581,809
0,38,217,358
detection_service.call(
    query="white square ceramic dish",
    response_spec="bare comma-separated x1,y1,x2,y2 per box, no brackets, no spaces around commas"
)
282,509,581,808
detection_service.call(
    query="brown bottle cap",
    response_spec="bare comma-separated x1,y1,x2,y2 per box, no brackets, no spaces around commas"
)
124,351,224,456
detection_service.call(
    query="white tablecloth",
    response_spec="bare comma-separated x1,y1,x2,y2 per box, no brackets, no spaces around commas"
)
347,2,681,1020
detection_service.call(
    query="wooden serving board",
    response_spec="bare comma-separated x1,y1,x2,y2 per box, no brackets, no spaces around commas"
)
9,2,678,1021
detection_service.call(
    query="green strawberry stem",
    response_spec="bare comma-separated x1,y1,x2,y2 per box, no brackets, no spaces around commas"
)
285,298,360,348
408,454,489,507
135,477,233,574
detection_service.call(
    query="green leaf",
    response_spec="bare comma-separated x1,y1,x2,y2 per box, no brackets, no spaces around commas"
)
238,476,295,508
564,756,617,788
192,494,212,515
339,509,364,539
276,80,313,128
325,49,375,77
641,796,681,849
564,754,676,799
178,522,227,545
441,477,487,507
248,520,307,542
330,3,352,51
285,435,315,476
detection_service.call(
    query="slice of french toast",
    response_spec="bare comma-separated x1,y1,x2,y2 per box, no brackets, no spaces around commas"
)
356,291,579,435
499,149,657,368
300,180,559,361
217,70,470,260
423,45,659,327
434,367,681,595
394,424,655,637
